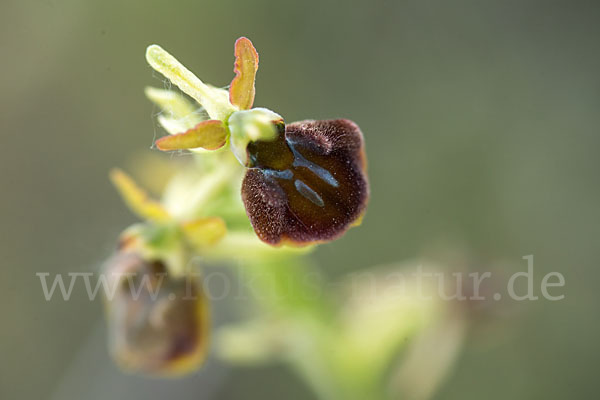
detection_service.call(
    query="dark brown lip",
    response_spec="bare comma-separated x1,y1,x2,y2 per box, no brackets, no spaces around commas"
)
241,119,369,246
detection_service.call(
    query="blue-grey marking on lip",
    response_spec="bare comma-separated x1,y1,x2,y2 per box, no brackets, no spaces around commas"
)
289,142,339,188
263,169,293,180
294,180,325,207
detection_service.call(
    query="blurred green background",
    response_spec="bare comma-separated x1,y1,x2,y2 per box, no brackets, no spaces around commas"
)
1,0,599,399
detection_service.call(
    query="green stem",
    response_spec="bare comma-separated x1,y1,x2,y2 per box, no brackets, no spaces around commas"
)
237,257,385,400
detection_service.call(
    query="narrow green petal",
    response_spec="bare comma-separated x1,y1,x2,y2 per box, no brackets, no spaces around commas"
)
146,45,236,121
145,87,198,118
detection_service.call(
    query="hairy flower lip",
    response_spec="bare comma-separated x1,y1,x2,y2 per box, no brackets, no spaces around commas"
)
241,119,369,246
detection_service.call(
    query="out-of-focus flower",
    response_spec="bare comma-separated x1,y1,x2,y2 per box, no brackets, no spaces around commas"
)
333,261,468,400
103,250,209,376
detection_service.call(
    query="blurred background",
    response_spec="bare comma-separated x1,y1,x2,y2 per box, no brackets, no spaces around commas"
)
1,0,599,399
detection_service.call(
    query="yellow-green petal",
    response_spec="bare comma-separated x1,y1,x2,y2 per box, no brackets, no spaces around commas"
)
155,120,228,151
229,37,259,110
181,217,227,249
109,168,171,223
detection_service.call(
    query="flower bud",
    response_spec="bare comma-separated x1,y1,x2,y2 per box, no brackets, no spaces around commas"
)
103,251,209,376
